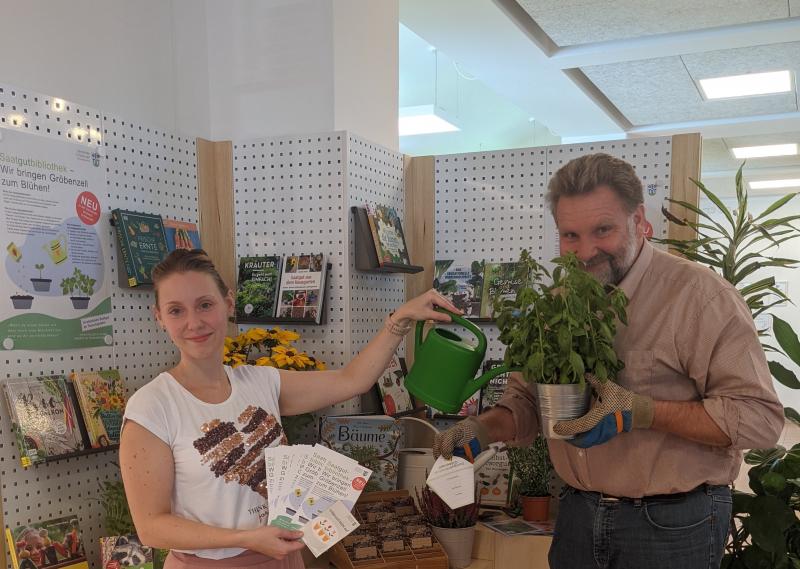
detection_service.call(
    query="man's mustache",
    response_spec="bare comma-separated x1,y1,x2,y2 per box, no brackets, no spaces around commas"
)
582,251,614,269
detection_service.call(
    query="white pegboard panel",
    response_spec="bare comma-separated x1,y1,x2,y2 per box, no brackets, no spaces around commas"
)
0,83,197,569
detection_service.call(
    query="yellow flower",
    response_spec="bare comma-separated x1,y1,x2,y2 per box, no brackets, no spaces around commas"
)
273,327,300,346
229,353,247,368
245,328,270,344
314,360,327,371
109,395,123,409
255,356,275,367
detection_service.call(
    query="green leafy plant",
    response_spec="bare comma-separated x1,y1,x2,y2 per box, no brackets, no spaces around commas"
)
60,267,96,297
657,164,800,568
508,435,553,498
494,250,628,384
98,475,134,536
34,263,45,279
415,485,481,528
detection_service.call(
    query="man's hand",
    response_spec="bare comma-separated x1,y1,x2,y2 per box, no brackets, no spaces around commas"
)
432,416,489,461
553,374,654,448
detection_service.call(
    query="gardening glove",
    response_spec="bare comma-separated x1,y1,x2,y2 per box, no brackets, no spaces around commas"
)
433,416,490,462
553,374,654,449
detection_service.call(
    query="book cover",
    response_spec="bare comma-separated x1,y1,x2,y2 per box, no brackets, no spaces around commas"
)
376,356,412,416
71,370,126,448
319,415,402,492
3,375,84,467
480,261,527,319
365,203,411,266
100,535,153,569
480,359,511,413
476,451,511,507
162,218,201,252
433,260,484,318
111,209,168,287
6,516,88,569
276,254,326,323
236,255,282,322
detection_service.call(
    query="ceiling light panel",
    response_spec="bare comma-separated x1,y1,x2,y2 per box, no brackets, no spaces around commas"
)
731,143,798,159
699,70,792,100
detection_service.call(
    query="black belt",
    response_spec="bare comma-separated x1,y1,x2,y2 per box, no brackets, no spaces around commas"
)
575,484,717,504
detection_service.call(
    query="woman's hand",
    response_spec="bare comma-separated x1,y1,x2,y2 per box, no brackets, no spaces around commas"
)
238,526,305,561
392,289,462,326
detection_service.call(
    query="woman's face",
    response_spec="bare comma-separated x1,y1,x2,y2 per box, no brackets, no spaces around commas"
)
154,271,233,363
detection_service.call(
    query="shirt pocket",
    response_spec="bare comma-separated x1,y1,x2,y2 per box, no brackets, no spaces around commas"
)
618,350,654,395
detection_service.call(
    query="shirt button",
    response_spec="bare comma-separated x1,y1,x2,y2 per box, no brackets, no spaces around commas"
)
578,450,585,457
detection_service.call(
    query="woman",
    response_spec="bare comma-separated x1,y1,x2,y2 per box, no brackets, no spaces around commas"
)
120,249,459,569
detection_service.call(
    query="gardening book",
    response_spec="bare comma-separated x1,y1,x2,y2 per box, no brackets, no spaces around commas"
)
480,261,527,319
476,451,511,507
6,515,88,569
2,375,85,467
433,259,485,318
235,255,282,322
70,370,127,448
480,359,511,413
111,209,168,287
100,535,153,568
162,218,201,252
376,356,413,416
276,254,326,323
365,203,411,267
319,415,402,492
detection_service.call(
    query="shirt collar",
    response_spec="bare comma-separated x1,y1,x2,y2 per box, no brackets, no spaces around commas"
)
617,238,653,300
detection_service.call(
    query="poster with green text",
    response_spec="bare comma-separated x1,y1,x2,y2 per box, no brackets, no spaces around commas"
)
0,127,112,350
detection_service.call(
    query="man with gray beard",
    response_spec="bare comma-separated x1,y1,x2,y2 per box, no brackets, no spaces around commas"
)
433,153,783,569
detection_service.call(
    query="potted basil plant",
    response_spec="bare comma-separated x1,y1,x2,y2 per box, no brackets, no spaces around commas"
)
494,250,628,438
508,435,554,521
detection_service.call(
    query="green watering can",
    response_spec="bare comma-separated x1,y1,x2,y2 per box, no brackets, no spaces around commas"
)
405,308,520,413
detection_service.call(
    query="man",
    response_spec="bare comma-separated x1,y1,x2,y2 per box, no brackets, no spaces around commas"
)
433,153,784,569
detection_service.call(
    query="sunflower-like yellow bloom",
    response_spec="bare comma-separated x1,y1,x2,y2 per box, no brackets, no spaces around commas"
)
314,359,327,371
255,356,275,367
245,327,271,344
273,327,300,346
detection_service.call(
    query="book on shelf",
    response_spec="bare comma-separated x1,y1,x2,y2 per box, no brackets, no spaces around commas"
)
235,255,282,322
365,203,411,267
70,370,127,448
162,218,201,252
111,209,168,287
480,359,511,413
276,253,326,323
100,534,154,569
375,355,412,416
480,261,528,319
6,515,89,569
319,414,402,492
433,259,485,318
2,375,85,467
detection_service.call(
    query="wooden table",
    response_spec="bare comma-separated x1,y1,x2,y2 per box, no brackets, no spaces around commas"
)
467,517,552,569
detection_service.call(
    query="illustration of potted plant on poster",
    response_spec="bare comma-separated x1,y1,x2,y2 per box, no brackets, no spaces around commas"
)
30,263,52,292
60,267,96,309
10,292,34,309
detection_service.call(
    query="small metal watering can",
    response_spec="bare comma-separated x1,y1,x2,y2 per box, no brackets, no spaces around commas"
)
405,308,520,414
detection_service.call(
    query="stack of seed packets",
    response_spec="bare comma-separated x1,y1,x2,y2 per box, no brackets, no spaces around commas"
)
265,444,371,555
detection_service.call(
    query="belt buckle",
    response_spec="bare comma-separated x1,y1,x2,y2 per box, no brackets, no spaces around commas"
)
598,492,620,503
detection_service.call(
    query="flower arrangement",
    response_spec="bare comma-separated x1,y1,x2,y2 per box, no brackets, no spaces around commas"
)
84,377,126,417
223,327,326,371
415,485,481,529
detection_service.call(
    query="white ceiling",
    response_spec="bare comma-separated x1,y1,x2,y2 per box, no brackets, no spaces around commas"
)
400,0,800,194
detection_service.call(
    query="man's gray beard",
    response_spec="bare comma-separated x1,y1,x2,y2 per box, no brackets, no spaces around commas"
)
585,217,640,286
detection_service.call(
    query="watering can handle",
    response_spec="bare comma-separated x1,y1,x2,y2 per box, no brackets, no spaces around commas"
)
415,307,487,354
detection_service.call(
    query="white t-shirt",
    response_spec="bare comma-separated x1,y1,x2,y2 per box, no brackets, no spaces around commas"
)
123,365,288,559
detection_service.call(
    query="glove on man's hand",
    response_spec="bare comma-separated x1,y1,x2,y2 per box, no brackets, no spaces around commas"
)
432,416,490,461
553,374,654,449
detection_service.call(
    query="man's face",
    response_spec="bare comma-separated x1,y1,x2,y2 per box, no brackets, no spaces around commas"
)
555,185,645,285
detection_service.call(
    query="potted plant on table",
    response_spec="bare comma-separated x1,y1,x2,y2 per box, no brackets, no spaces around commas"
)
494,250,628,438
416,485,481,569
508,435,554,521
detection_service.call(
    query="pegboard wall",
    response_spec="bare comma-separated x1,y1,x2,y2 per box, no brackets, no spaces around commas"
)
232,131,407,426
434,136,673,363
0,82,197,569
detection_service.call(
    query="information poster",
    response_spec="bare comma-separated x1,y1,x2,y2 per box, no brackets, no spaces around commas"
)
0,128,112,350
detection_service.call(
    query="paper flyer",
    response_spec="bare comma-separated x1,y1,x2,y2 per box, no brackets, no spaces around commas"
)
301,501,360,558
268,444,371,530
426,456,475,510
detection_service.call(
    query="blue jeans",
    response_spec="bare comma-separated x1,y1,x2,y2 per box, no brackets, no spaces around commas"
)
549,485,732,569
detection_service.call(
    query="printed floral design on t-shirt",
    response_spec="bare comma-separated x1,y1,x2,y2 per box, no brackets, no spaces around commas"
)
193,406,288,498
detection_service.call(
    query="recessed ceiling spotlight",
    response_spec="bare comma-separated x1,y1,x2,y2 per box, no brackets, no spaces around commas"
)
732,143,798,159
699,70,792,100
749,179,800,190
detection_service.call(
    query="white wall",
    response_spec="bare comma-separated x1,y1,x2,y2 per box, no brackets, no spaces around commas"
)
0,0,184,134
